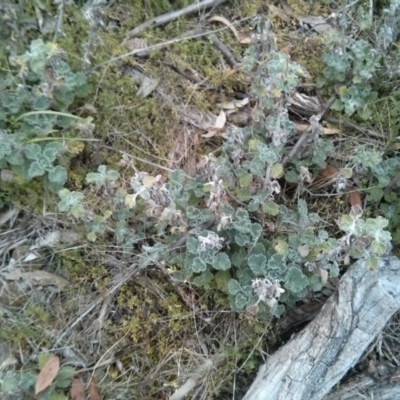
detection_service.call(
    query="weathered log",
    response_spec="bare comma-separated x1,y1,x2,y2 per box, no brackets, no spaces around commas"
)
243,256,400,400
325,372,400,400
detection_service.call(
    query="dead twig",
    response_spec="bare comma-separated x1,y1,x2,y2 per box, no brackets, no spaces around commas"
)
125,0,228,38
89,22,248,72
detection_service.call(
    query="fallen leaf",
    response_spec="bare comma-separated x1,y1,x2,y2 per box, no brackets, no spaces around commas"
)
209,16,251,44
349,190,362,208
89,377,102,400
70,378,85,400
218,97,249,110
202,110,226,138
35,356,60,395
313,165,339,184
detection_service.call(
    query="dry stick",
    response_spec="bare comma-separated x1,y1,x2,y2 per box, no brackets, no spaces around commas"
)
125,0,228,38
289,106,385,140
89,23,246,73
209,34,240,68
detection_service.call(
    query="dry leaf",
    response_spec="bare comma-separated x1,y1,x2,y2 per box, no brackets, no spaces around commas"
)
35,356,60,395
89,377,102,400
295,123,341,135
70,378,85,400
209,16,251,44
218,97,249,110
349,189,362,208
314,165,339,183
202,110,226,138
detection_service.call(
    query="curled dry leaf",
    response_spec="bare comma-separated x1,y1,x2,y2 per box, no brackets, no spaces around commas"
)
349,189,362,208
70,378,85,400
313,165,339,184
202,110,226,138
35,356,60,395
209,16,251,44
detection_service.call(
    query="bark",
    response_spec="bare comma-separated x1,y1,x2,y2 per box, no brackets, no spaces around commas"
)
243,256,400,400
325,372,400,400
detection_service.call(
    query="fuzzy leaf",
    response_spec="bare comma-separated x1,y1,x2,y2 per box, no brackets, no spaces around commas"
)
215,271,231,290
248,254,267,275
48,166,67,184
191,257,208,273
262,201,280,216
270,163,284,179
365,256,380,270
370,240,387,256
193,269,214,287
25,143,42,160
28,161,45,177
213,252,231,271
284,266,308,293
235,293,248,310
227,279,242,295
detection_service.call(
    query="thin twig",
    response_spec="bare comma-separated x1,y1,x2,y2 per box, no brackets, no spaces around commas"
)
209,34,240,68
89,21,249,73
125,0,228,38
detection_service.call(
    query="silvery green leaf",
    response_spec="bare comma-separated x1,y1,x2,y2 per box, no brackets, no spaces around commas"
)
248,254,267,275
191,257,207,273
213,252,231,271
25,143,42,160
28,161,45,177
227,279,242,295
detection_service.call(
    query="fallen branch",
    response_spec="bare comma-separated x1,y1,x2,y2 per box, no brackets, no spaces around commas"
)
243,256,400,400
125,0,228,38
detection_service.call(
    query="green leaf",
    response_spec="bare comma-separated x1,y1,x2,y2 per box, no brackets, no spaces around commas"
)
48,166,67,185
235,188,251,202
6,151,24,166
106,169,120,182
370,240,387,256
55,366,75,389
235,233,251,246
227,279,242,295
213,252,231,271
25,143,42,160
270,163,284,179
43,147,59,163
365,256,379,270
87,232,97,242
368,187,384,202
235,293,249,310
262,200,280,216
215,271,231,290
71,204,85,219
284,266,308,293
365,216,389,230
337,215,355,233
28,161,45,177
248,254,267,275
193,269,214,287
237,169,253,188
186,237,199,254
191,257,208,273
